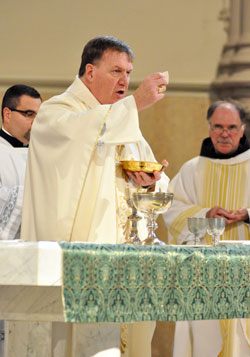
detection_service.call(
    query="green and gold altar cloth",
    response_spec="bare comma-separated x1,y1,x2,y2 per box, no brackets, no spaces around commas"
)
60,243,250,323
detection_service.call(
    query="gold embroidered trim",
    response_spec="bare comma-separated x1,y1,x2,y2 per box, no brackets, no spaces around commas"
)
120,323,129,355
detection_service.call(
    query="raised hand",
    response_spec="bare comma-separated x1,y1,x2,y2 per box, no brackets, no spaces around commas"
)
133,72,168,111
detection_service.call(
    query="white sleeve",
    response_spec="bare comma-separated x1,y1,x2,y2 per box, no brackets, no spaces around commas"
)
0,185,24,240
99,95,141,145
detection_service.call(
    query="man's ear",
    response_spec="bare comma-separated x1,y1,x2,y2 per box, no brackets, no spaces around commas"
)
242,123,246,133
84,64,95,82
2,107,11,125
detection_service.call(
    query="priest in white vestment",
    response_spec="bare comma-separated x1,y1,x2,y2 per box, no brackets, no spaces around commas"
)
0,84,41,357
21,36,169,357
164,100,250,357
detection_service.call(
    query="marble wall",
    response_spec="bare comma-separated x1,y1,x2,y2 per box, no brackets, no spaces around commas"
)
0,1,226,87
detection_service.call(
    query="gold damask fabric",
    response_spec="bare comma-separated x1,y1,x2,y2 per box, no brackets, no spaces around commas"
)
60,243,250,323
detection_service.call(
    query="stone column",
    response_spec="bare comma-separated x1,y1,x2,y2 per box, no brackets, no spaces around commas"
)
228,0,250,84
215,0,241,84
212,0,250,138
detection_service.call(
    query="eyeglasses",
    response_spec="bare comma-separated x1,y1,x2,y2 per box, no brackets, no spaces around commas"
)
8,108,37,119
210,124,244,135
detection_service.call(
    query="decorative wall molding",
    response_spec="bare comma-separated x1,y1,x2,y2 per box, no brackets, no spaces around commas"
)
0,77,211,96
0,78,71,93
218,0,231,34
129,81,211,94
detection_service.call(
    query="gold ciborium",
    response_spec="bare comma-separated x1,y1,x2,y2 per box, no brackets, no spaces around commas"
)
120,160,164,173
132,192,174,245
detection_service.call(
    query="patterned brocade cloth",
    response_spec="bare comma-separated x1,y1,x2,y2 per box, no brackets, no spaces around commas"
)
60,243,250,323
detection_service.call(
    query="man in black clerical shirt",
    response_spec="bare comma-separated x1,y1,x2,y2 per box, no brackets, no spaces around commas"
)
200,100,250,222
0,84,41,355
1,84,42,148
0,84,42,239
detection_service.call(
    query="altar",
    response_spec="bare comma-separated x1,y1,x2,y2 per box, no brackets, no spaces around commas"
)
0,240,249,356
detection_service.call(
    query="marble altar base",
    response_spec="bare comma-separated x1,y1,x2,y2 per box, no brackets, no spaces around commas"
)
0,241,121,357
0,285,121,357
4,321,121,357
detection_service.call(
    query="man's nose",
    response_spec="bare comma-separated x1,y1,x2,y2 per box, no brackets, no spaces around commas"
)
221,129,229,137
119,73,129,85
29,117,35,126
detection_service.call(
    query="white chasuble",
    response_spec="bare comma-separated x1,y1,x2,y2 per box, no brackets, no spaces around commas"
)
22,76,169,244
0,137,27,240
20,76,169,357
164,151,250,245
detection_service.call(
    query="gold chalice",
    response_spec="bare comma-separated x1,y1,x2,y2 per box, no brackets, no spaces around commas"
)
132,192,174,245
